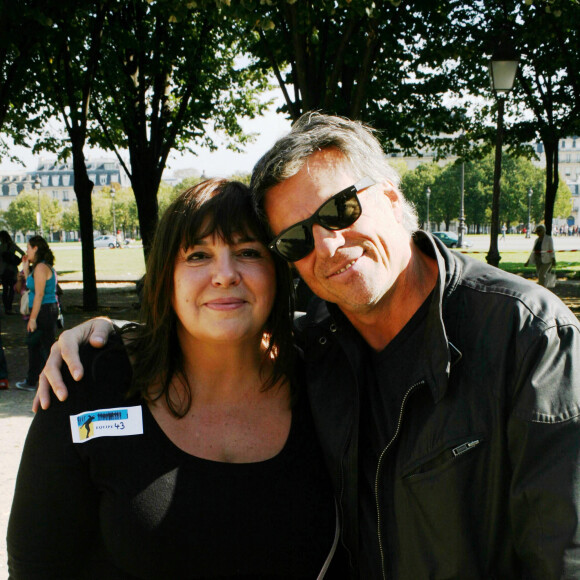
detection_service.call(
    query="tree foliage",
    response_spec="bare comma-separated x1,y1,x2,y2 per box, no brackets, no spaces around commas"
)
400,153,571,231
89,0,270,258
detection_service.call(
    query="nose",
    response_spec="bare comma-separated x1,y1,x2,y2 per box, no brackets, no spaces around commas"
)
211,254,241,287
312,224,346,258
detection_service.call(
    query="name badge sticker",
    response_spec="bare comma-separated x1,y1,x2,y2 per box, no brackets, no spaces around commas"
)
70,405,143,443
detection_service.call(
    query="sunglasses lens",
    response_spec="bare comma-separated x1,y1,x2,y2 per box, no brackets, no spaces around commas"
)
274,224,313,261
318,192,361,230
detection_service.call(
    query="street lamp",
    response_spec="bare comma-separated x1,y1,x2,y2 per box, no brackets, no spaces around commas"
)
34,177,43,237
426,187,431,232
486,38,519,267
111,191,117,243
527,188,532,238
458,162,466,247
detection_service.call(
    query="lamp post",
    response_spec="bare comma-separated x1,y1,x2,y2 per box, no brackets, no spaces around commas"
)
426,187,431,232
458,162,466,247
111,191,117,243
527,187,532,238
34,177,43,237
486,39,519,267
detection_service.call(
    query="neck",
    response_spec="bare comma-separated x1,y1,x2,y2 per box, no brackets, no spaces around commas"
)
342,241,438,351
176,335,270,404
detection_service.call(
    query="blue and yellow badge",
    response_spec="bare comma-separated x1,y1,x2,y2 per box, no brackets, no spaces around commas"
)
69,406,143,443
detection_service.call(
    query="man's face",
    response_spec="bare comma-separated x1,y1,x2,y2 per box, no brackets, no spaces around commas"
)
263,148,412,315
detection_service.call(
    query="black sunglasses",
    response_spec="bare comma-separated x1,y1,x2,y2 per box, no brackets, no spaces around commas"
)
268,176,375,262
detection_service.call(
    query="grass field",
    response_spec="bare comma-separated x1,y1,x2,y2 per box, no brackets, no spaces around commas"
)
48,244,146,281
459,250,580,279
19,242,580,282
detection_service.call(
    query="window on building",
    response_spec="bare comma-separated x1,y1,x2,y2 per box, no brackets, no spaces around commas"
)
42,176,49,187
99,174,107,185
562,140,566,148
89,174,96,183
62,175,71,186
51,175,59,186
52,191,59,199
9,184,17,195
565,154,571,163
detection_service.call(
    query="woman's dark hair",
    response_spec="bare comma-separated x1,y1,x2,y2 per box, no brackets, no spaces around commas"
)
124,179,295,418
28,235,54,267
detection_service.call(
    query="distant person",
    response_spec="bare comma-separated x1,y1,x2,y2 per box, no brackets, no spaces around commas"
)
525,224,556,287
501,223,507,240
15,236,59,391
0,230,24,314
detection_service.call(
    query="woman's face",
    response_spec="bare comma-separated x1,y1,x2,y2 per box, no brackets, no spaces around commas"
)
172,231,277,348
26,243,37,263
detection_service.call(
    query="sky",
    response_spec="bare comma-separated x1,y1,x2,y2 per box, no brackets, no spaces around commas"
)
0,94,292,181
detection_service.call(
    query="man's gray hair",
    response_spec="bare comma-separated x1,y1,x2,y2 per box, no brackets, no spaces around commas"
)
251,112,418,233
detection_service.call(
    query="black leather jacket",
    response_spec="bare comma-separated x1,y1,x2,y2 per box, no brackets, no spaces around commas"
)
296,232,580,579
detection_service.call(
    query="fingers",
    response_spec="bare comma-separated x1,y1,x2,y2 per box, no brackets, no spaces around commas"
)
35,317,115,412
37,342,69,410
86,317,114,349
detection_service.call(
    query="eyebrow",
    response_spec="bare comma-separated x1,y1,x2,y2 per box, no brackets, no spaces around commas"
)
189,234,259,246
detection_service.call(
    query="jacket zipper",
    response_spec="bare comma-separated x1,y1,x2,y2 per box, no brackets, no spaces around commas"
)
316,500,341,579
374,380,425,580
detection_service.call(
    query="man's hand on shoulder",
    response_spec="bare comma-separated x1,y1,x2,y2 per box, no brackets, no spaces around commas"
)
33,317,115,412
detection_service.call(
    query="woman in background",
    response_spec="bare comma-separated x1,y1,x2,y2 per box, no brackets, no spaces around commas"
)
15,235,58,391
8,180,341,578
0,230,24,314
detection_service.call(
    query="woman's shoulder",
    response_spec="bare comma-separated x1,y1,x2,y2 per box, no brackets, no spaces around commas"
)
62,336,134,412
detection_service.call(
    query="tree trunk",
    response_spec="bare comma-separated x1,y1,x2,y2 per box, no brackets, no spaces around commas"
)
129,160,162,262
72,146,98,310
543,139,559,234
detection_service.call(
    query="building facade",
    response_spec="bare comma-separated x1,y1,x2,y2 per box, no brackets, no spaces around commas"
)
533,137,580,225
0,157,130,212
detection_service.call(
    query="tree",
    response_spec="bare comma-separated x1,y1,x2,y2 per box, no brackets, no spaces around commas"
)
61,202,80,232
444,0,580,233
90,0,269,259
400,163,442,229
32,1,111,309
0,0,46,159
228,0,468,157
3,192,39,233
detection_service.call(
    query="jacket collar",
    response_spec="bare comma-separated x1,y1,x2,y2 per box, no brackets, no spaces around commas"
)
301,230,464,403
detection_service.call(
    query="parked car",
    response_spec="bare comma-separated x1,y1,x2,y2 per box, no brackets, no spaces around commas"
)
93,235,118,248
432,231,473,248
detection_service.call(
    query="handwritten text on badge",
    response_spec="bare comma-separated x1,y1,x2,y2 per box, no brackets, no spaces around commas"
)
70,405,143,443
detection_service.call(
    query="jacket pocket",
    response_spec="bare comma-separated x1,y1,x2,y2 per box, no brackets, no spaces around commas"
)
402,434,484,482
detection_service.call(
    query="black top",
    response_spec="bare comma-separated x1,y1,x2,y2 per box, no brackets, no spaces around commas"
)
358,294,432,579
8,342,338,579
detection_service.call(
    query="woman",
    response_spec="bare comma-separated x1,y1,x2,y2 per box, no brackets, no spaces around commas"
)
15,235,59,391
0,230,24,314
8,180,342,578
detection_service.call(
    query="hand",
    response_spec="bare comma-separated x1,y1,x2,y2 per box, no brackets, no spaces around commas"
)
27,318,37,333
33,317,114,412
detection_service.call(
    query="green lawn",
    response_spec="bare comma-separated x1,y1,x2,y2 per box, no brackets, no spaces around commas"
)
46,244,146,281
458,250,580,279
19,242,580,282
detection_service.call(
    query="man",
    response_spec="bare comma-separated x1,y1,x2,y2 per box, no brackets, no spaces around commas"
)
525,224,556,287
39,113,580,578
